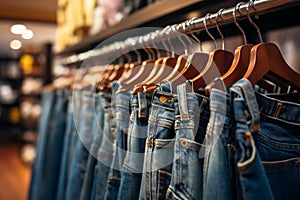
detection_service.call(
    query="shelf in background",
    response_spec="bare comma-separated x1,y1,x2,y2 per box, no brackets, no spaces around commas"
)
56,0,239,56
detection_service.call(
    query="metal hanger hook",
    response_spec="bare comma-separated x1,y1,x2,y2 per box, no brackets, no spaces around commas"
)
216,9,225,50
175,23,188,55
189,18,203,52
204,13,218,49
233,2,247,44
246,0,263,43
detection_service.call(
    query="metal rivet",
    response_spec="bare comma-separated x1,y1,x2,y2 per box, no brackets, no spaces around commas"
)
180,139,188,147
159,96,168,103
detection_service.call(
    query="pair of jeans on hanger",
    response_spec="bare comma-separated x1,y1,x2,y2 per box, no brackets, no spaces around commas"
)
104,81,131,200
117,92,152,200
90,92,116,200
166,83,210,200
29,88,69,200
139,82,176,200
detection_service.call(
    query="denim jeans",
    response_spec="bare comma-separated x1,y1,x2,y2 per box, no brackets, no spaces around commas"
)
139,82,176,200
202,88,237,200
117,92,152,200
38,88,68,200
231,79,274,200
29,90,56,200
104,82,131,200
56,93,75,200
166,83,210,200
80,93,106,200
91,94,117,200
253,87,300,200
66,91,95,200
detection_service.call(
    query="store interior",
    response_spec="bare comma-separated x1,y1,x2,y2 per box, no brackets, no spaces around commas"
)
0,0,300,199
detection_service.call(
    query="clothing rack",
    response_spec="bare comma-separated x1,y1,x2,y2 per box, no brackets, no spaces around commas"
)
60,0,299,66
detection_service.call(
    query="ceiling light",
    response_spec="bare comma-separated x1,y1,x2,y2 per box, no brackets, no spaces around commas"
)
10,40,22,50
22,29,34,39
10,24,27,35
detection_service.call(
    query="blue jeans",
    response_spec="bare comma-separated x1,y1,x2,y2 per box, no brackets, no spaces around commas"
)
166,83,210,200
65,91,95,200
231,79,274,200
117,92,152,200
139,82,176,200
104,82,131,200
29,90,56,200
202,88,237,200
253,86,300,199
56,93,75,200
80,92,106,200
91,94,117,200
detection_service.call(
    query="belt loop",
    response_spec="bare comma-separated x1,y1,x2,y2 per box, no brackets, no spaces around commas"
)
177,83,189,121
234,78,260,132
159,79,173,94
138,92,147,118
274,101,283,118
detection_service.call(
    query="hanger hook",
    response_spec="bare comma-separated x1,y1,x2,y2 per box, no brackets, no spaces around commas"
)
216,9,225,50
150,31,161,58
233,2,247,44
166,25,175,57
204,13,218,49
183,20,194,54
189,18,203,52
160,28,170,57
145,33,156,59
175,23,188,55
246,0,263,43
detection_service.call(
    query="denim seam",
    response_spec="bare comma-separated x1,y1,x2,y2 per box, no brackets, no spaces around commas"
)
262,157,300,170
260,112,300,126
257,131,300,151
151,103,175,111
237,136,257,171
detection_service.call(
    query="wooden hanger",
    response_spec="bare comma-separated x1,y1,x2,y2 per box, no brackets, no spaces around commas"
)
243,1,300,91
192,13,233,90
170,19,210,91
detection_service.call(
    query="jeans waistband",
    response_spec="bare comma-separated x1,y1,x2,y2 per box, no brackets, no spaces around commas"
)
256,91,300,124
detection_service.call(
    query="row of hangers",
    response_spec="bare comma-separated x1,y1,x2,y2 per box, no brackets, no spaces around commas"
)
50,1,300,95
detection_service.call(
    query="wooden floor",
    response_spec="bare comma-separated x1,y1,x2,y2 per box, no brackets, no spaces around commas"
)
0,142,31,200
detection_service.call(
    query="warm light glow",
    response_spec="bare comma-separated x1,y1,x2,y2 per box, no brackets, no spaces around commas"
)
10,40,22,50
22,29,34,39
10,24,27,35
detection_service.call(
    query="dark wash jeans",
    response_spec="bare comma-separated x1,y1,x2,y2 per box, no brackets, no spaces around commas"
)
66,91,95,200
29,90,56,200
231,79,274,200
254,88,300,200
117,92,152,200
139,82,176,200
166,83,210,200
104,82,131,200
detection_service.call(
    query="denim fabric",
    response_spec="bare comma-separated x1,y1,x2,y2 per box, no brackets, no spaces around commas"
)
104,82,131,200
139,83,176,200
37,88,68,200
29,90,56,200
202,88,237,200
56,93,74,200
91,94,117,200
166,83,210,200
65,91,95,200
253,89,300,200
117,92,152,200
231,79,274,200
80,93,105,200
